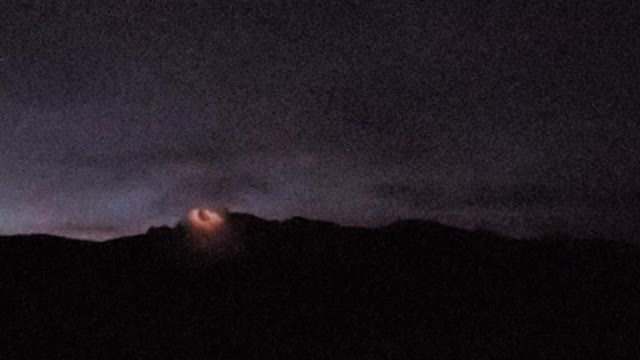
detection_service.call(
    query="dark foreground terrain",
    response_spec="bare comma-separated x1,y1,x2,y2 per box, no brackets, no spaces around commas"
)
2,213,640,359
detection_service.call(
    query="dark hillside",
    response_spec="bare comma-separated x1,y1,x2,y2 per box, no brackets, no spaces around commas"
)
2,213,640,359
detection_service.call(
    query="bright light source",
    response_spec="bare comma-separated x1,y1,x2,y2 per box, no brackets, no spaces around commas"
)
187,208,224,232
183,208,227,252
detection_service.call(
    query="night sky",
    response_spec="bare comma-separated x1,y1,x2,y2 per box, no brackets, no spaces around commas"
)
1,0,639,240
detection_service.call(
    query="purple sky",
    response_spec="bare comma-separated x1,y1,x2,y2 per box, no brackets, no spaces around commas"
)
1,0,639,240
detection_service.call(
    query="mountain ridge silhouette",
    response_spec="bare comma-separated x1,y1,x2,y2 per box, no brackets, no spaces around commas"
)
2,212,640,358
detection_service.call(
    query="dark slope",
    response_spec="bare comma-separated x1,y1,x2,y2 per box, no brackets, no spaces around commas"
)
2,213,640,359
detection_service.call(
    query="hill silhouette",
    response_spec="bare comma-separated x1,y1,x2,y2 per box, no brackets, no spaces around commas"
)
2,212,640,359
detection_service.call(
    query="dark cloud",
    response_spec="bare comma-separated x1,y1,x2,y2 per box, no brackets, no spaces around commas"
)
369,182,448,211
1,0,639,240
470,182,640,211
152,171,273,214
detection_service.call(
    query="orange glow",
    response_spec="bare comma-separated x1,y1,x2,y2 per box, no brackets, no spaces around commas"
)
187,208,224,233
181,208,232,253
